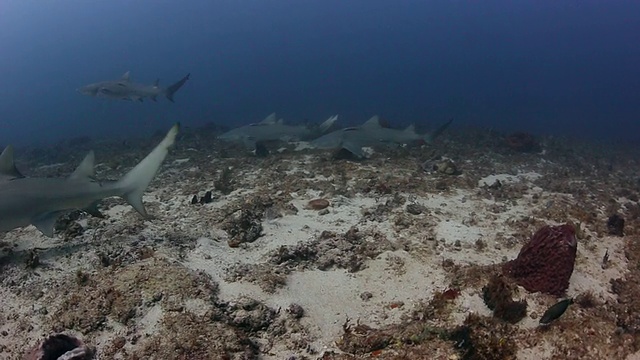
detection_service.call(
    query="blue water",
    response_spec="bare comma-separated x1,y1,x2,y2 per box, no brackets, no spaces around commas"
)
1,0,638,146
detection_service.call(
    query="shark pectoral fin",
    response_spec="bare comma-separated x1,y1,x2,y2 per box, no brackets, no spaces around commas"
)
32,211,66,237
341,141,366,159
424,118,453,144
124,190,149,218
151,95,157,102
243,138,257,151
84,202,105,218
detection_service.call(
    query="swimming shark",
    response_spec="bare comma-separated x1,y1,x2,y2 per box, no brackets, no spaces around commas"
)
218,113,339,150
0,123,179,237
78,71,190,103
310,115,453,158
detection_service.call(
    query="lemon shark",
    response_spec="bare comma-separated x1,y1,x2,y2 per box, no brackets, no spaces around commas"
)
218,113,339,150
0,123,179,237
310,115,453,158
78,71,190,103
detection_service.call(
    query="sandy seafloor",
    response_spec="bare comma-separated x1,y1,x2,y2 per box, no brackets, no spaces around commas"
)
2,124,640,360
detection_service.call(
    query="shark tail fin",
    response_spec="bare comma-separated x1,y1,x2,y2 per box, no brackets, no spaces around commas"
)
165,73,190,102
319,115,339,133
116,123,179,217
424,118,453,144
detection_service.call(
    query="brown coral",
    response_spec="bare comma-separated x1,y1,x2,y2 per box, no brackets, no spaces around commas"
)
482,274,527,323
502,223,577,296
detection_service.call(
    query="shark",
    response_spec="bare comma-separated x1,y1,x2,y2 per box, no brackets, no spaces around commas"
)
78,71,190,103
218,113,339,151
0,123,179,237
310,115,453,158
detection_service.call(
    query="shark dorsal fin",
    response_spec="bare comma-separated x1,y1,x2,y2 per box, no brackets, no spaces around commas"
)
404,124,416,133
362,116,381,128
69,151,96,180
259,113,277,124
153,79,160,87
0,145,24,179
121,71,131,82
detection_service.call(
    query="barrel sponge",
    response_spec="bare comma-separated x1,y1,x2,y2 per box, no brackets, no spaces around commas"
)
502,224,577,296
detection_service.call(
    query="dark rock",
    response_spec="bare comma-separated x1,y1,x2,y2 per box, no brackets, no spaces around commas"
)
200,191,213,204
607,214,625,236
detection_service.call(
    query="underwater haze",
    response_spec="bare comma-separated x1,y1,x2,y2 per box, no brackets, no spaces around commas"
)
0,0,639,146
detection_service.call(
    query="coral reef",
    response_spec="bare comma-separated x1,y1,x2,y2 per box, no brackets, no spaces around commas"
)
6,122,640,358
482,274,527,323
502,223,577,296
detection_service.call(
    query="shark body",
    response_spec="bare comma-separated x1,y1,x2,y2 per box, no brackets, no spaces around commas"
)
218,113,338,150
310,116,453,158
78,71,190,103
0,124,179,237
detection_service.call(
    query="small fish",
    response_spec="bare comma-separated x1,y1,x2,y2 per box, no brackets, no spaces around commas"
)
539,298,573,325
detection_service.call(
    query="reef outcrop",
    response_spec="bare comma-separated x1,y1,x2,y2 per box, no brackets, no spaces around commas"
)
505,132,538,153
502,223,577,296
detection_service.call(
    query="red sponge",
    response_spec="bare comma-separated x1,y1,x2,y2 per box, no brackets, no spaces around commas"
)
503,224,577,296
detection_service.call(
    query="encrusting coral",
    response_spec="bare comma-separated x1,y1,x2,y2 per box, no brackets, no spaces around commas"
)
502,223,577,296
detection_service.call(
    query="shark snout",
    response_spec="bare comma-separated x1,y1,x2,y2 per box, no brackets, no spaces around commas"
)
77,86,96,96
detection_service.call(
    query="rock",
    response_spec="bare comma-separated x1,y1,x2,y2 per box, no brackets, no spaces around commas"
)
306,198,330,210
